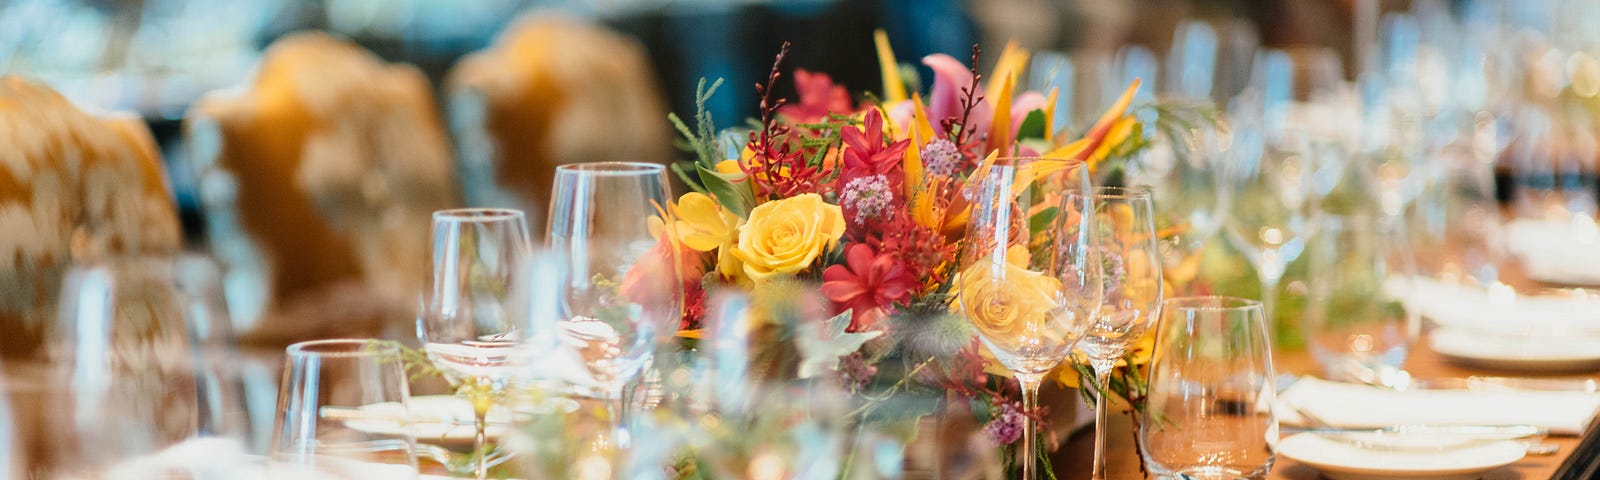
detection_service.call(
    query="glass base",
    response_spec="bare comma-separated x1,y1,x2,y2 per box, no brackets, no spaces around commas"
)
1150,463,1271,480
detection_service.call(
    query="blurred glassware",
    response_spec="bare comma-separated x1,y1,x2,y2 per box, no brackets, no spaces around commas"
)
171,255,254,449
546,162,682,449
184,32,454,343
688,289,853,480
446,14,674,232
1508,104,1599,221
1304,215,1420,387
418,208,535,480
1164,20,1218,101
1068,187,1162,480
42,257,215,479
1408,141,1509,287
1141,296,1278,480
269,339,417,479
958,157,1101,480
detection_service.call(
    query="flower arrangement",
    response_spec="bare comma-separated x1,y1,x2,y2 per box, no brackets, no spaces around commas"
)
654,33,1179,475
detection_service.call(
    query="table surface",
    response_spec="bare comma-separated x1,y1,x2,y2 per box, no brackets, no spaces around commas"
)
1052,341,1597,480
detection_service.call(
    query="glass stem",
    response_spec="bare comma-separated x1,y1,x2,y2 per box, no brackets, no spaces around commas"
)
1258,247,1285,342
466,377,494,480
473,403,489,480
1091,362,1115,480
1019,374,1043,480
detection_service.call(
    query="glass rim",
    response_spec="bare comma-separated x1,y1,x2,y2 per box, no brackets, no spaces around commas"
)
554,161,666,176
285,339,399,358
432,208,525,222
1066,185,1153,200
1161,295,1262,312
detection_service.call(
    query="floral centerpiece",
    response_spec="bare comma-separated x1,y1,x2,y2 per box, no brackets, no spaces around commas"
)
649,33,1177,476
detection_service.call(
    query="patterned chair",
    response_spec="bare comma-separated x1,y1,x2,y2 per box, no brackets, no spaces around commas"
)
0,75,183,358
446,13,674,231
185,32,457,342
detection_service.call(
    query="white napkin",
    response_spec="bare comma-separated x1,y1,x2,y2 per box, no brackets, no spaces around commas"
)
1506,217,1600,286
1401,277,1600,334
1278,377,1600,435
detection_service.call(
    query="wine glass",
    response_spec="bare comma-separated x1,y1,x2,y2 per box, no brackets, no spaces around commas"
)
1304,214,1420,387
546,162,681,449
1224,48,1345,339
269,339,417,479
417,208,535,480
40,257,212,479
1140,296,1278,480
957,157,1101,480
1069,187,1162,480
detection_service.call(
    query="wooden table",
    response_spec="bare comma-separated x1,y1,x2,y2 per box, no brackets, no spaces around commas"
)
1052,340,1599,480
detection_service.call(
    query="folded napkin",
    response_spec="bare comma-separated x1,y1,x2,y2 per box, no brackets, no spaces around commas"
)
1401,277,1600,334
1506,217,1600,286
1278,377,1600,435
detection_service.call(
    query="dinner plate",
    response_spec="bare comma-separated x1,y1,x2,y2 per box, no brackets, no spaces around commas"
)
1277,432,1525,480
346,394,580,446
1430,328,1600,373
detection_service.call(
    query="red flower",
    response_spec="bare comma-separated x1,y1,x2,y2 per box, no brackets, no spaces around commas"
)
779,69,856,123
821,243,918,331
840,109,910,178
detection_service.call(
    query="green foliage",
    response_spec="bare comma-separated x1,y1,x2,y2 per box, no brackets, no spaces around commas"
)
669,77,728,192
1015,109,1048,140
697,164,755,218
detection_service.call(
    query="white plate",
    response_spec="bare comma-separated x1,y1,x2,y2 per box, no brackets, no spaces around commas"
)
346,394,580,446
1278,432,1525,480
1430,328,1600,373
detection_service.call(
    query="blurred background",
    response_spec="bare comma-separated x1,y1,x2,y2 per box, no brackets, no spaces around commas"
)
9,0,1578,239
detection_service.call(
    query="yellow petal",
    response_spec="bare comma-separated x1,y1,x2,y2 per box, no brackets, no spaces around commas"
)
987,74,1015,154
1043,87,1059,143
874,30,908,104
984,40,1029,105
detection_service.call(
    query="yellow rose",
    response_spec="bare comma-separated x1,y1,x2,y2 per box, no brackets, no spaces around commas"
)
956,251,1063,341
733,193,845,282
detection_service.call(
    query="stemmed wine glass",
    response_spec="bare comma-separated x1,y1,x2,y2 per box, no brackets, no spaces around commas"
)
1223,48,1343,336
1069,187,1163,480
546,162,681,450
417,208,535,480
958,157,1102,480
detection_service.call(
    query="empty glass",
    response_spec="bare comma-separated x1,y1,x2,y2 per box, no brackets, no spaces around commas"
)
1508,105,1599,221
417,207,536,480
269,339,417,479
546,162,681,448
1068,187,1163,480
958,157,1101,480
42,257,209,479
1304,215,1419,386
1141,296,1278,480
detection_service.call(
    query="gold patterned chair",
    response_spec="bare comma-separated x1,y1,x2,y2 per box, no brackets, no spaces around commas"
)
185,32,456,343
446,13,673,231
0,76,183,359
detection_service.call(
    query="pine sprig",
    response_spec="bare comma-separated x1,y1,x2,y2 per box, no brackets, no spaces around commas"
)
668,77,728,192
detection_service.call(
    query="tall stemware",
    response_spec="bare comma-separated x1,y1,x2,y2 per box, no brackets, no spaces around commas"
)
417,208,535,480
957,157,1101,480
1223,48,1342,337
546,162,681,450
1069,187,1163,480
